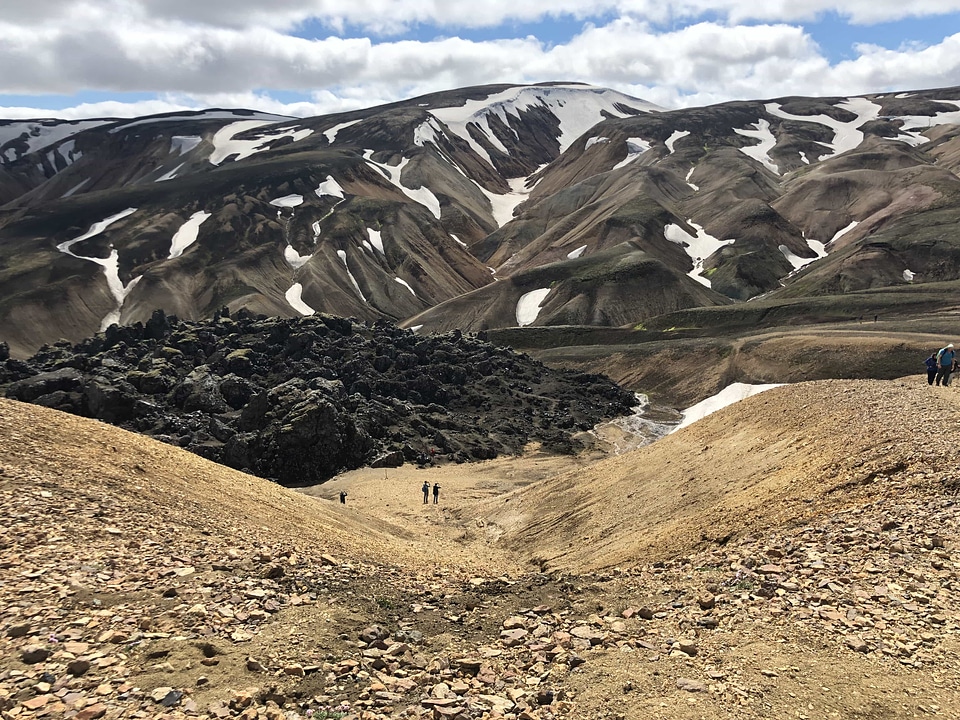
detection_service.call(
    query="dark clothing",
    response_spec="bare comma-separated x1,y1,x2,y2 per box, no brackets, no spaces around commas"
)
422,481,430,504
926,355,938,385
432,483,440,504
339,491,347,504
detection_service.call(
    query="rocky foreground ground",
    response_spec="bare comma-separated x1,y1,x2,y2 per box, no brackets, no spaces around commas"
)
0,379,959,719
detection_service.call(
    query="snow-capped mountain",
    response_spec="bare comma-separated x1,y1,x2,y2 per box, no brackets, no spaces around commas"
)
1,81,959,355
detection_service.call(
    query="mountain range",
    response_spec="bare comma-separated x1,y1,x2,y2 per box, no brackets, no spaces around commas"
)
2,81,960,401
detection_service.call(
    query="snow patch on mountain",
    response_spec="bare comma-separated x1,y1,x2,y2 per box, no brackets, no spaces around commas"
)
170,136,201,155
413,117,445,147
209,121,312,165
665,220,734,288
778,244,816,271
586,136,610,148
270,194,304,208
893,100,960,145
367,228,385,255
430,85,658,166
567,245,588,259
766,98,881,161
285,283,315,315
394,277,417,296
904,269,916,282
364,151,441,219
62,178,90,198
316,175,345,199
0,119,110,163
168,211,211,259
56,207,141,331
337,250,367,302
516,288,551,327
665,130,691,154
450,234,467,248
612,137,651,170
829,220,859,245
110,110,289,134
478,176,531,228
323,119,362,144
676,382,783,431
156,163,186,182
284,245,312,270
734,119,779,174
685,167,699,192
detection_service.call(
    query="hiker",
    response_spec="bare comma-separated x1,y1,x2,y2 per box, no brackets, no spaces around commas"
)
925,353,939,385
422,480,430,504
339,490,347,504
432,482,440,504
936,344,956,386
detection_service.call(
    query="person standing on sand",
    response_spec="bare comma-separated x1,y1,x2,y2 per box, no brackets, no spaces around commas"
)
936,344,956,386
432,482,441,504
422,480,430,504
339,490,347,504
926,353,939,385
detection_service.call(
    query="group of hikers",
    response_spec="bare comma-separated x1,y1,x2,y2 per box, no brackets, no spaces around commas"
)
926,343,956,386
336,479,441,505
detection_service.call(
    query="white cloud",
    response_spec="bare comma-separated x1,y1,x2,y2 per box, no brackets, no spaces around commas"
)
10,1,960,31
1,5,959,120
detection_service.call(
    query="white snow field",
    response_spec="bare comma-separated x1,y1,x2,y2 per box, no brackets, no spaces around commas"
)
612,137,652,170
567,245,588,259
209,121,312,165
364,151,441,219
585,136,610,148
56,208,141,330
323,119,362,144
665,130,691,154
516,288,551,326
477,176,532,228
168,211,211,259
366,228,385,255
315,175,345,199
429,85,659,166
685,167,699,192
394,277,417,296
829,220,859,245
269,194,304,208
155,163,186,182
283,244,312,270
903,269,916,282
0,119,110,162
450,234,468,248
285,283,315,315
765,97,880,161
664,220,734,287
676,382,783,431
734,119,779,174
337,250,367,302
892,100,960,145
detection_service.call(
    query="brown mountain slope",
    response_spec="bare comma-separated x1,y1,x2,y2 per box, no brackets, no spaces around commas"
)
483,379,960,571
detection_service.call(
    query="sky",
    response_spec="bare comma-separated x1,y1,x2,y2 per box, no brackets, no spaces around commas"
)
1,1,959,120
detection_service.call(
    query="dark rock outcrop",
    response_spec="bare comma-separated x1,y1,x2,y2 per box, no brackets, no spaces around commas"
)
0,312,636,485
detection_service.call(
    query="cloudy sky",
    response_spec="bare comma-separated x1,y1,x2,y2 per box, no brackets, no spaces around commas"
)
2,0,959,120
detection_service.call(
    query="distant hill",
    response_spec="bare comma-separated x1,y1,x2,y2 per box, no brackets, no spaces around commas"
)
2,82,959,360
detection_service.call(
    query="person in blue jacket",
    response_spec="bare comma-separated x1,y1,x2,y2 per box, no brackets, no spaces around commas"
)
926,353,939,385
936,344,955,386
